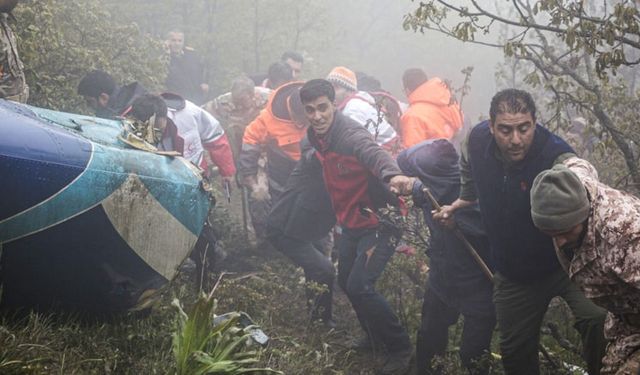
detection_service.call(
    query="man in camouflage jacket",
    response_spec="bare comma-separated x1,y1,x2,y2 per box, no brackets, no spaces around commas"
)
531,157,640,375
0,1,28,103
203,76,271,158
202,76,271,240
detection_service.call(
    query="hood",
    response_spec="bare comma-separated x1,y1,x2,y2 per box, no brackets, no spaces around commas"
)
267,81,307,128
408,77,454,107
161,92,186,111
397,139,459,203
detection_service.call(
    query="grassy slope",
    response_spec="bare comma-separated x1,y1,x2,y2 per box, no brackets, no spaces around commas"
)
0,204,587,374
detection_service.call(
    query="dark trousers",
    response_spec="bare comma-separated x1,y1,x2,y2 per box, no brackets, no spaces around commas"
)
268,229,335,321
247,194,270,239
494,268,607,375
416,286,496,375
337,227,411,354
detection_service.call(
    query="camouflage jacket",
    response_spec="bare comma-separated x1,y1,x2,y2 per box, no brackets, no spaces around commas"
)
560,157,640,374
203,87,271,131
202,87,270,156
0,13,26,102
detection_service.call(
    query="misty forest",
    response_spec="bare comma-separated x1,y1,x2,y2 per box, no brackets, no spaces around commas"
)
2,0,640,374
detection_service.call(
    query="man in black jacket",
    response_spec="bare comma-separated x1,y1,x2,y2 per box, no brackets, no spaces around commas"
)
165,30,208,105
77,70,146,119
398,139,495,375
434,89,606,374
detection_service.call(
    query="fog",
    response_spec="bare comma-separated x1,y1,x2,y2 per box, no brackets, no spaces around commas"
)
109,0,503,122
321,1,502,122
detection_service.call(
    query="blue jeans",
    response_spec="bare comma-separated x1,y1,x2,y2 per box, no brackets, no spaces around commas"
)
337,227,411,354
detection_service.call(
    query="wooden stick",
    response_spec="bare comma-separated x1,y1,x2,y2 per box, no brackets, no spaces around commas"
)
422,187,494,282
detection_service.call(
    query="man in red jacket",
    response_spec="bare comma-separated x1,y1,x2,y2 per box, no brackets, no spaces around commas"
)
300,79,414,375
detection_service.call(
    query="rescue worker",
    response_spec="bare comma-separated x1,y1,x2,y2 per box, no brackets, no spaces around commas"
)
0,0,28,103
165,30,209,105
433,89,607,375
237,81,308,238
299,79,414,375
398,139,495,375
203,75,271,158
129,93,234,281
203,76,271,242
77,70,147,119
400,68,463,148
531,157,640,375
325,66,398,150
129,93,235,185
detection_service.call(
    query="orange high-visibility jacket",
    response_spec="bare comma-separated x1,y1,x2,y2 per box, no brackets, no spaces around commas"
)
400,78,463,148
241,81,307,162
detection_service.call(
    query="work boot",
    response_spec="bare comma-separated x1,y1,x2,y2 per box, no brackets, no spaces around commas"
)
380,348,412,375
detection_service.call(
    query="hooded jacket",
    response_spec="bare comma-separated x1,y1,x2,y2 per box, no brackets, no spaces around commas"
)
400,78,463,148
158,93,235,177
238,81,307,196
398,139,493,310
338,91,399,149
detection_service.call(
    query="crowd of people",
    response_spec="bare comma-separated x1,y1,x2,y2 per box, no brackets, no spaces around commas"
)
2,4,640,374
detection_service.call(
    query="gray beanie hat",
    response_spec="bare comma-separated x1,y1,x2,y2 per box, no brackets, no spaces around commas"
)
530,164,590,232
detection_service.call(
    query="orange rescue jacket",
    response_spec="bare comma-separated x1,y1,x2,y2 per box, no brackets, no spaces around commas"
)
242,81,307,161
400,78,463,148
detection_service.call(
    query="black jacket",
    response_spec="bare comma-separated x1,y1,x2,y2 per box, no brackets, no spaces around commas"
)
398,139,493,313
266,145,335,242
468,121,573,282
166,49,206,105
96,82,147,119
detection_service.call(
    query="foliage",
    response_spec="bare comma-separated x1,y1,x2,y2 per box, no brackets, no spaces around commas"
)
404,0,640,191
404,0,640,76
172,293,281,375
13,0,166,112
0,309,176,374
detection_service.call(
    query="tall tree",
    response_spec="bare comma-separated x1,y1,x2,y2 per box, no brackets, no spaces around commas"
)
14,0,165,112
405,0,640,191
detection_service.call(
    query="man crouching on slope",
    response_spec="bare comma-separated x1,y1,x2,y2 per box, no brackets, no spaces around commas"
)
531,157,640,375
299,79,414,375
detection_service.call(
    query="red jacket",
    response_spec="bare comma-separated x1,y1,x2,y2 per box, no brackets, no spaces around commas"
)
308,111,401,229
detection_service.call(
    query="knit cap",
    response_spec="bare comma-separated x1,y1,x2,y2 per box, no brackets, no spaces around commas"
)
326,66,358,92
530,164,590,232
